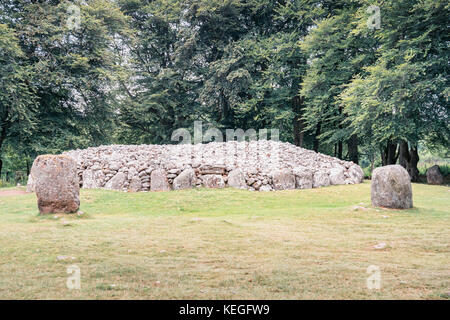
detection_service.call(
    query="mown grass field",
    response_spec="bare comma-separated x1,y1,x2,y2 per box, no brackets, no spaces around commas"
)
0,182,449,299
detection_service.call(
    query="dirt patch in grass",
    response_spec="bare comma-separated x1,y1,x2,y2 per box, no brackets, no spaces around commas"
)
0,189,28,197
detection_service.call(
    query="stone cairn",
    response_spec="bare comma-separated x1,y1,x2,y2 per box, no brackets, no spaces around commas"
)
28,141,364,193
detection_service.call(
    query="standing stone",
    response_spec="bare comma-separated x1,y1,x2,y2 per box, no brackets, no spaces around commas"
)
313,171,331,188
227,169,247,189
202,175,225,188
426,165,444,185
151,169,171,191
371,165,413,209
293,167,313,189
272,169,296,190
173,168,196,190
104,172,127,191
31,155,80,214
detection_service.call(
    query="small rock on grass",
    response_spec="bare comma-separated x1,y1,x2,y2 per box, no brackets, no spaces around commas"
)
373,242,387,250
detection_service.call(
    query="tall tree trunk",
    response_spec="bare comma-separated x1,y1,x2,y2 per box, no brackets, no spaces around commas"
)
26,159,30,176
409,147,420,182
337,141,343,159
347,134,359,164
399,141,410,168
399,141,420,182
381,140,399,165
313,122,321,152
292,96,304,147
337,108,343,159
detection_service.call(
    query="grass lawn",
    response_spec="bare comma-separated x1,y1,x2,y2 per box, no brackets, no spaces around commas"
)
0,181,448,299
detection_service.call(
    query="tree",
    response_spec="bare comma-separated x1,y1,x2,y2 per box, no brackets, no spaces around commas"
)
1,0,129,163
0,23,36,176
116,0,201,144
300,2,377,162
340,0,449,180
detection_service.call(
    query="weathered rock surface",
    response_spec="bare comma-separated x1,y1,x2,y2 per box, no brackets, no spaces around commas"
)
329,167,346,185
104,172,126,191
173,168,196,190
293,167,313,189
82,169,105,189
348,165,364,184
313,171,330,188
227,169,247,189
202,174,225,188
151,169,171,191
426,165,444,185
371,165,412,209
128,176,142,192
31,155,80,214
62,141,364,192
272,169,295,190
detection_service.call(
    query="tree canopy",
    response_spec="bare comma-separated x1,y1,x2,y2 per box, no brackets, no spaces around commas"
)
0,0,448,181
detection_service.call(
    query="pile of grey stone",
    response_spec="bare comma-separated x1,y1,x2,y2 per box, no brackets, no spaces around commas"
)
28,141,364,193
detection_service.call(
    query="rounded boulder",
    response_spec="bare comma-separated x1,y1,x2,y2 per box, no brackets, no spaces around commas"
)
371,165,412,209
426,165,444,185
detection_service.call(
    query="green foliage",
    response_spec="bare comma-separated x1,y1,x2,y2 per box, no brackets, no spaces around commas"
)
340,0,449,151
0,0,448,178
301,4,377,152
0,0,129,176
0,23,36,147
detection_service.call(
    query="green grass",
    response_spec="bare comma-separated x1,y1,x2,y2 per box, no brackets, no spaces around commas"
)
0,182,449,299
